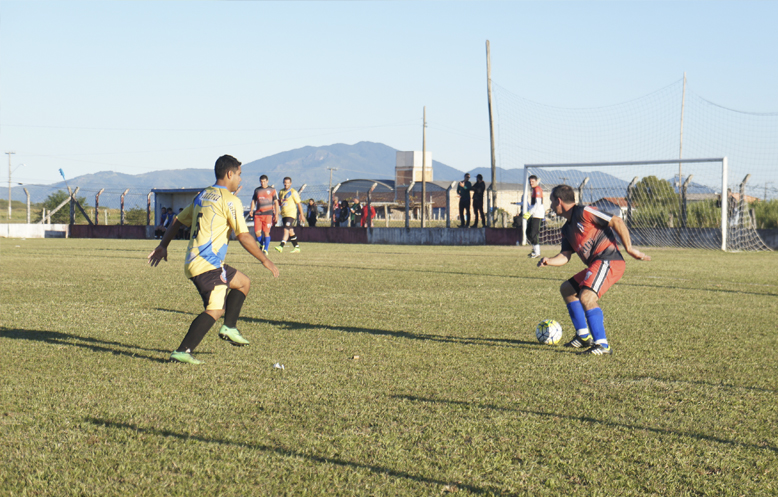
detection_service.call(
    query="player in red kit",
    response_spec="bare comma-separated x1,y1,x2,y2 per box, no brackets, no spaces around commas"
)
249,175,279,255
537,184,650,355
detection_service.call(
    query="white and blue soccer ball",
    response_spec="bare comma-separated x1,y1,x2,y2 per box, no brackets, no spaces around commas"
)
535,319,563,345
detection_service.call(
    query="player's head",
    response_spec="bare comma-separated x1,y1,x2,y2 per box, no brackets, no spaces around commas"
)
259,175,269,188
550,184,575,214
529,175,539,187
215,155,242,180
283,177,292,188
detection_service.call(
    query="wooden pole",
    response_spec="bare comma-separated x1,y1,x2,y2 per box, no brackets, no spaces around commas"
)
486,40,498,228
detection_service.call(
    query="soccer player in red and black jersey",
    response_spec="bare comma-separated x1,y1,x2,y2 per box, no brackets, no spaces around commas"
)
249,175,279,255
537,184,650,355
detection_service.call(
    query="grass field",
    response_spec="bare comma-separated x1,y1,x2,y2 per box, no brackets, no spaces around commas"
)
1,239,777,496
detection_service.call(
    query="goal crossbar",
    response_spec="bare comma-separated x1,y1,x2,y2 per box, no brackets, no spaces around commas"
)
522,157,730,251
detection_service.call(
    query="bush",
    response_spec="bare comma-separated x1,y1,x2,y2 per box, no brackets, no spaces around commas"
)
39,190,91,224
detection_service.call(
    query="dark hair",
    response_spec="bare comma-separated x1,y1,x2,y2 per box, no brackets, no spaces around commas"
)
260,174,268,181
551,184,575,204
476,174,483,180
283,176,292,182
529,175,538,182
214,155,241,180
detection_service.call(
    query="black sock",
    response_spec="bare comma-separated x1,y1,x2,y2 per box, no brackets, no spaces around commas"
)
177,312,216,352
280,241,286,247
290,235,299,247
223,290,246,329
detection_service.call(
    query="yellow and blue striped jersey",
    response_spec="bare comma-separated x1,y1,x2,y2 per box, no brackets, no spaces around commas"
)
278,188,301,218
177,185,249,279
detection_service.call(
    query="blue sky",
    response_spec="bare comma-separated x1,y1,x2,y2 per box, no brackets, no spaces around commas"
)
1,1,776,186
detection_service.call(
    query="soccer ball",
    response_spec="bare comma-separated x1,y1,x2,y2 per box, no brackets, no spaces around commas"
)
535,319,563,345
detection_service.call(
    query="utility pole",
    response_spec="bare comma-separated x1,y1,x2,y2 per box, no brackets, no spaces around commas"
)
560,176,568,185
421,106,427,228
486,40,498,228
6,151,15,219
327,167,337,221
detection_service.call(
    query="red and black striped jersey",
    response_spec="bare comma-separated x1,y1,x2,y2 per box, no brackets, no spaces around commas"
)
560,205,623,266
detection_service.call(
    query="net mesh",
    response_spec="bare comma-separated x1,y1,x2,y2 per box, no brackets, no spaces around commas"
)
494,79,777,251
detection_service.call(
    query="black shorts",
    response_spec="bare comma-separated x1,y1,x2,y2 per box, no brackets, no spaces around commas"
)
282,217,296,228
190,264,237,311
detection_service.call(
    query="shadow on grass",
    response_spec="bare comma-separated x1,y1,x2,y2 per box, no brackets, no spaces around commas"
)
0,327,170,364
155,308,544,350
615,375,777,394
394,395,777,454
273,261,777,297
85,416,501,495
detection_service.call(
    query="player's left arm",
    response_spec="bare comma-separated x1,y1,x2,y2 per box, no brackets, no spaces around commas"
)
537,250,573,268
609,215,651,261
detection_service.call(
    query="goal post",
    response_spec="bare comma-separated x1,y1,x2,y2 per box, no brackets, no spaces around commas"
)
520,157,769,252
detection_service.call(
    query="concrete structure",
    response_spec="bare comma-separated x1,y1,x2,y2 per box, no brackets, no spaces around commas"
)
150,188,203,226
0,223,69,238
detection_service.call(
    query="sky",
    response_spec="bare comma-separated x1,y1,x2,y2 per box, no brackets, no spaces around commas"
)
1,1,777,186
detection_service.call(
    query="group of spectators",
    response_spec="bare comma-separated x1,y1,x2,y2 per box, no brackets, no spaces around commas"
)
155,206,189,239
329,197,376,227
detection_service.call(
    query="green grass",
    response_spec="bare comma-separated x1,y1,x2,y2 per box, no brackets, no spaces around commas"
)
1,239,777,496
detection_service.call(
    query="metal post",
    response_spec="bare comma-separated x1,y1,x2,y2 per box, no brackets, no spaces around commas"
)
327,167,337,221
577,177,589,205
679,72,687,222
147,192,152,226
682,175,693,227
721,157,728,251
421,106,427,229
120,189,129,226
739,174,751,230
24,188,30,223
6,151,15,219
446,181,456,228
521,168,530,245
626,177,638,227
405,180,415,229
95,189,104,226
331,182,341,226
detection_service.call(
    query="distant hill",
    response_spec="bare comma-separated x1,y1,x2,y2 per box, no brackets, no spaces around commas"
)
12,142,466,209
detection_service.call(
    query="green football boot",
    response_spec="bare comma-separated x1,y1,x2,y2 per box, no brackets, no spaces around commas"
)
291,247,301,254
218,325,250,346
170,350,204,364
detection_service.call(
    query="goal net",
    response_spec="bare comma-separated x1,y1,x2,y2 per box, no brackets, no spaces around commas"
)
522,158,769,251
493,79,777,251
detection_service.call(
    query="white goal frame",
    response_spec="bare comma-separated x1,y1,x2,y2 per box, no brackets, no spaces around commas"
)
521,157,729,251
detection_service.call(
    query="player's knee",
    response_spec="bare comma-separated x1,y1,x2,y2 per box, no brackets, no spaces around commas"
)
206,309,225,320
579,289,599,309
560,281,576,299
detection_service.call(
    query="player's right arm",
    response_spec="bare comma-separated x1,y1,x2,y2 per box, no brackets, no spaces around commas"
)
249,199,256,218
148,218,184,267
537,250,573,268
237,232,279,278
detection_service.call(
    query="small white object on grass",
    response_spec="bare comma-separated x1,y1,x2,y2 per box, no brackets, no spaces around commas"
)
273,362,285,370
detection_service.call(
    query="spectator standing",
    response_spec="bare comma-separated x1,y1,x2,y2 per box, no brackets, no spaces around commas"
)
457,173,472,228
471,174,486,228
361,202,376,227
306,199,318,227
351,198,362,227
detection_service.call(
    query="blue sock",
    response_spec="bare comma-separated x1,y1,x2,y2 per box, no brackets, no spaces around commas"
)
263,235,271,252
585,307,608,345
566,301,589,337
257,234,264,247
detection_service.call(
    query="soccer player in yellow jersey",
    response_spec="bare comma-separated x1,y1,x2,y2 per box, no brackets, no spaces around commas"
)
274,176,305,253
148,155,279,364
